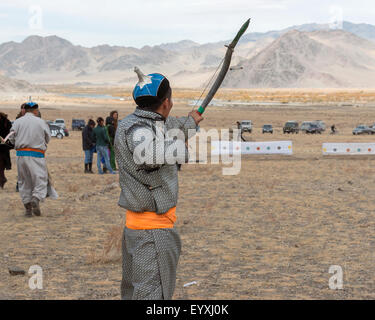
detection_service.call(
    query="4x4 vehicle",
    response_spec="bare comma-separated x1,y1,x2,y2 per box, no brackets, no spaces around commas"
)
54,119,66,127
239,120,252,133
283,121,299,134
262,124,273,134
300,121,313,132
353,125,374,135
72,119,85,131
314,120,326,131
48,124,65,139
305,123,323,134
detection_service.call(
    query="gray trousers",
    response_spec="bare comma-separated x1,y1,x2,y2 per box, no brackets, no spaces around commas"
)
121,227,181,300
17,156,48,204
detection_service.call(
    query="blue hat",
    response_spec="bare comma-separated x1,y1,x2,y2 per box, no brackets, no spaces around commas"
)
132,69,171,108
133,73,166,100
24,101,39,109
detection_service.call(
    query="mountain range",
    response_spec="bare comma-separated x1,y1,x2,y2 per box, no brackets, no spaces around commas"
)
0,21,375,89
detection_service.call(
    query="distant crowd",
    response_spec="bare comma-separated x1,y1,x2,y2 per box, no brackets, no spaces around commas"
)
82,110,119,175
0,106,120,192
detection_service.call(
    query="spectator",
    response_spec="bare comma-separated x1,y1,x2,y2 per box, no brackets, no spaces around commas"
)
82,119,96,174
110,110,119,131
93,117,115,175
106,116,117,171
0,112,13,189
331,124,336,134
16,103,26,119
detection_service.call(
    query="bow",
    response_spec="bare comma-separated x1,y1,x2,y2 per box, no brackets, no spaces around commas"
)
196,18,251,115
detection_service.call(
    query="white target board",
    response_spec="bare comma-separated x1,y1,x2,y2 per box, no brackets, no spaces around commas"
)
211,141,293,155
322,143,375,155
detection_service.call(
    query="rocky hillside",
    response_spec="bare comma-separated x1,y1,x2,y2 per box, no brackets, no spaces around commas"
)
0,21,375,88
223,30,375,88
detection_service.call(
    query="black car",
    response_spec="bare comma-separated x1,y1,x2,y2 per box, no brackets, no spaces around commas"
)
72,119,85,131
283,121,299,134
262,124,273,134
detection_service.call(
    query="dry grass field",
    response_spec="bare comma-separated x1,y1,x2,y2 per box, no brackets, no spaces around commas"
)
1,88,375,299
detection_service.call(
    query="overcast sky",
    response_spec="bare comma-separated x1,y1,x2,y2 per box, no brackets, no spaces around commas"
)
0,0,374,48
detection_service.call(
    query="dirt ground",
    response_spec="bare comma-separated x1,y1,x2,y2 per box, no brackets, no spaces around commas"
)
1,90,375,300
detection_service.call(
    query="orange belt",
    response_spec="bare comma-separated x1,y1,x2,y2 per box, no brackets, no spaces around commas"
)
126,207,177,230
16,148,46,154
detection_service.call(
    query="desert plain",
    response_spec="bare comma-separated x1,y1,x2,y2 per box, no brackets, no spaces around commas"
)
1,88,375,299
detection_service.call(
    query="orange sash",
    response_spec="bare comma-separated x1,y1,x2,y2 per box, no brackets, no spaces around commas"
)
126,207,177,230
16,148,46,154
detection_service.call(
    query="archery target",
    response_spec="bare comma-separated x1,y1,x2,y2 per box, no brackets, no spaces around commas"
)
211,141,293,155
323,143,375,155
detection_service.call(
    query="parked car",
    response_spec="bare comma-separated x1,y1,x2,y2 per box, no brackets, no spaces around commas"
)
353,125,375,135
283,121,299,134
48,124,65,139
239,120,252,133
300,121,325,132
72,119,85,131
300,121,313,132
52,118,69,136
305,123,323,134
262,124,273,134
54,119,66,128
314,120,326,131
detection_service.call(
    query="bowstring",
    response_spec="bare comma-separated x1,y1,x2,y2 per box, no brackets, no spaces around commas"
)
180,56,225,129
192,56,225,111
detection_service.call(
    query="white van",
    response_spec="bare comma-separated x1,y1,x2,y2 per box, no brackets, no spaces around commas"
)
54,119,66,128
239,120,252,133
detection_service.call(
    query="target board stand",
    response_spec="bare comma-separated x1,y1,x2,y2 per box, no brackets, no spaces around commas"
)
211,141,293,155
322,143,375,155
